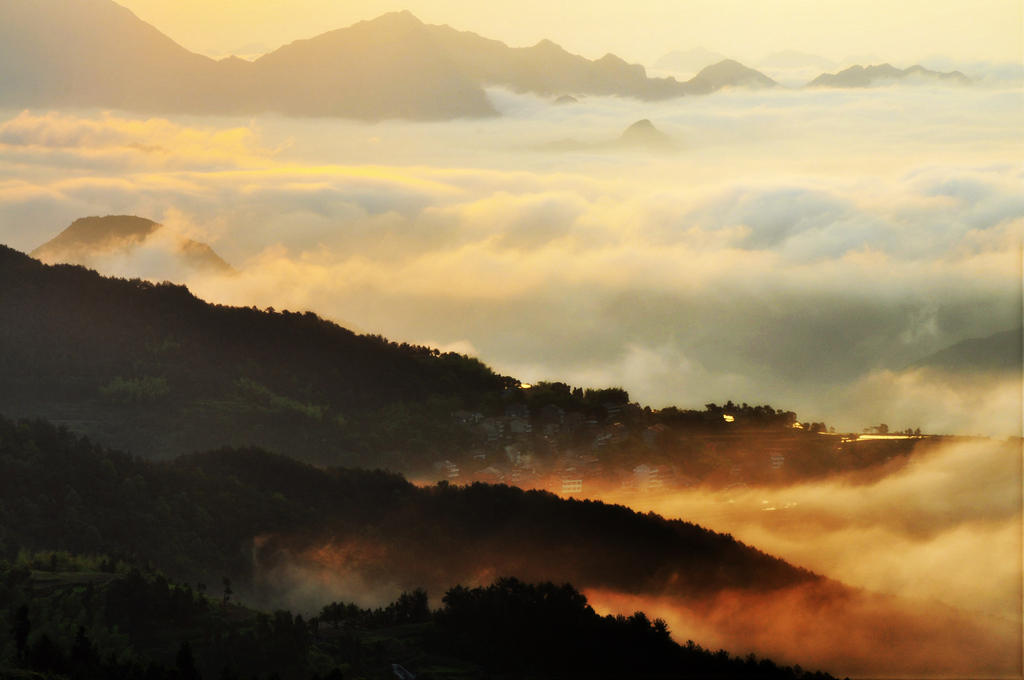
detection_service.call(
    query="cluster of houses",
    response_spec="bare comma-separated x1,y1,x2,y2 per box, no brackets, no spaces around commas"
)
437,399,795,495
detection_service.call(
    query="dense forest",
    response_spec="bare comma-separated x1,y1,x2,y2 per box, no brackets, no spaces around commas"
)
0,414,815,597
0,244,519,469
0,561,842,680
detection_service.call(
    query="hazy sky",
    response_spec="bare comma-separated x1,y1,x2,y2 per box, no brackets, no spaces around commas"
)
115,0,1023,66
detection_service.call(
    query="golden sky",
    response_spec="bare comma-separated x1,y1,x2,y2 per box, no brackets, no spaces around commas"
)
116,0,1023,65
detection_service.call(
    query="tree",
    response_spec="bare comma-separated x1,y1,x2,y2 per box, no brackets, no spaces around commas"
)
222,576,232,606
176,641,202,680
13,604,30,664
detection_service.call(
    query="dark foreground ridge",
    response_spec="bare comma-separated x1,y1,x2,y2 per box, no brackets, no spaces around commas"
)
0,564,842,680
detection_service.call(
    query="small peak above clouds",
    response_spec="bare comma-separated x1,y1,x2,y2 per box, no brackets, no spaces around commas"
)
693,59,779,90
531,119,676,153
32,215,234,276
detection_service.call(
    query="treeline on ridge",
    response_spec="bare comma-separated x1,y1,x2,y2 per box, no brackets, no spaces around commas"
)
0,413,816,603
0,244,815,477
0,561,841,680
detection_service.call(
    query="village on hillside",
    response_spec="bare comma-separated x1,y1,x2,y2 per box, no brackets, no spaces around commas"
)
431,389,925,495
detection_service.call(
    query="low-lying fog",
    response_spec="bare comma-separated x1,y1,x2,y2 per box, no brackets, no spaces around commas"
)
254,438,1022,678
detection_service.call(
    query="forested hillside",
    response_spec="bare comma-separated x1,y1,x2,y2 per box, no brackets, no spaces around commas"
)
0,245,511,468
0,414,841,679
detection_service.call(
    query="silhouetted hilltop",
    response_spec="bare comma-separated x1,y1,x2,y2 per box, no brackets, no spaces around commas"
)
692,59,779,90
533,119,675,153
614,119,675,149
909,328,1023,373
0,414,819,599
806,63,969,88
31,215,234,275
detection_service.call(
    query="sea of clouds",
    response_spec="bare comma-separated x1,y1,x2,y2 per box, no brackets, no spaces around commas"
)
0,81,1020,435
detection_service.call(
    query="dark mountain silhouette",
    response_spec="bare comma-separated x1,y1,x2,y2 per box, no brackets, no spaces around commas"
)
806,63,970,88
0,414,842,679
0,1,733,120
534,119,675,153
0,243,512,465
0,414,819,599
554,94,580,105
31,215,234,275
653,47,730,74
691,59,779,90
908,328,1023,373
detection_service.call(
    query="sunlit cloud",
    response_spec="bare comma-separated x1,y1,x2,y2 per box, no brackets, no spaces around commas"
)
0,84,1020,434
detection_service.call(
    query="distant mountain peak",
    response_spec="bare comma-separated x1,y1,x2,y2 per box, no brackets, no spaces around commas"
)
694,59,778,90
32,215,234,275
369,9,423,26
616,119,674,149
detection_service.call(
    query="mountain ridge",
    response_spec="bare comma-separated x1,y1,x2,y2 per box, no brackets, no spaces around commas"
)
0,2,713,120
807,62,970,88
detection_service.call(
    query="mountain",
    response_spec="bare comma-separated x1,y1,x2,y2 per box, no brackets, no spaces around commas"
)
653,47,731,74
806,63,970,88
0,1,718,120
31,215,235,275
691,59,779,90
909,328,1023,373
396,17,704,100
1,415,819,594
534,119,676,153
614,118,675,149
0,0,229,113
244,11,496,119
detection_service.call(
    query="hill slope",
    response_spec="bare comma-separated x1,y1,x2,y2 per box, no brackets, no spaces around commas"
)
0,244,511,466
0,414,818,600
909,327,1022,373
691,59,779,90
